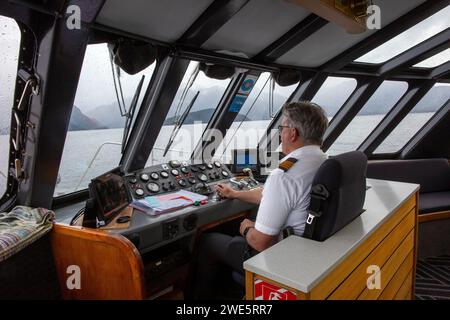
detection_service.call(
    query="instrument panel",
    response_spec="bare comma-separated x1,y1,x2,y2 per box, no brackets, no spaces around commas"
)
124,160,232,199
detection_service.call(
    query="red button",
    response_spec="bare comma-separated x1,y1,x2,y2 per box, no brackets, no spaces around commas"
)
200,200,207,205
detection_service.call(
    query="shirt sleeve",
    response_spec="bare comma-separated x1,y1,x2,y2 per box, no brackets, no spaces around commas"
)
255,172,293,236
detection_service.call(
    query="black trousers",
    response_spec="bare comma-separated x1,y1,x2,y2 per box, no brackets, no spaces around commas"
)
192,232,250,299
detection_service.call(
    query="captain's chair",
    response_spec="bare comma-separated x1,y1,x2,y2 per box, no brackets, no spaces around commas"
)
302,150,368,241
233,151,368,287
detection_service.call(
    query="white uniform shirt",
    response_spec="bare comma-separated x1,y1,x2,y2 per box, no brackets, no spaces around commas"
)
255,145,328,238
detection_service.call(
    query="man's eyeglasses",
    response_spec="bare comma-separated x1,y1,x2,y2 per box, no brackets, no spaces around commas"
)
277,125,292,132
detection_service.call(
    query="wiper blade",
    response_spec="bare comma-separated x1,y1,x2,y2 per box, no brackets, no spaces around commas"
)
122,75,145,153
163,90,200,157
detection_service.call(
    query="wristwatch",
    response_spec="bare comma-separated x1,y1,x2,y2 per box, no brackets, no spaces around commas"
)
243,226,253,238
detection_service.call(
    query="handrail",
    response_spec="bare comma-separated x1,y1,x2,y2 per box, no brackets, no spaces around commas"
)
73,141,122,192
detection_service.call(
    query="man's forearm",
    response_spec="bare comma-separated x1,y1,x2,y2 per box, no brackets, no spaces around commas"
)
233,187,263,204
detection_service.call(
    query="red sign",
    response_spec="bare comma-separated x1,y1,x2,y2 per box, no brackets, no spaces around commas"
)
254,278,297,300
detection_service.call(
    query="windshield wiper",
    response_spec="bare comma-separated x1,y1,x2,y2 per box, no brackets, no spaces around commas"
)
162,90,200,157
122,75,145,153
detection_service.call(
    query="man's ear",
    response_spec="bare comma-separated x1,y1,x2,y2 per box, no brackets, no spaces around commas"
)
290,128,298,142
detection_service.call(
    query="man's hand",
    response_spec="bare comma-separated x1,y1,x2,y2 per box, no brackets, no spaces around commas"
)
215,183,236,199
239,219,255,236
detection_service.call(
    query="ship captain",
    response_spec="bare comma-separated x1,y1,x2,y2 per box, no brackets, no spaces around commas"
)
192,101,329,299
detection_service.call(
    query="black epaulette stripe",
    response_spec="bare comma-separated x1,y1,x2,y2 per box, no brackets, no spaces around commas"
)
278,157,298,172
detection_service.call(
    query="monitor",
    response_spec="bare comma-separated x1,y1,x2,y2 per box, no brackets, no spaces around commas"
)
232,149,259,173
89,167,130,225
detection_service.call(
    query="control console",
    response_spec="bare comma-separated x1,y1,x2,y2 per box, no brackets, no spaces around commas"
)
124,160,232,199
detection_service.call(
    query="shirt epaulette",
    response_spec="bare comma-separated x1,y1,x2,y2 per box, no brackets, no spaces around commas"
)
278,157,298,172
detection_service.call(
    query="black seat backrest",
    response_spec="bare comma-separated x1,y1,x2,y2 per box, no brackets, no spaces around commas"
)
367,159,450,193
304,151,367,242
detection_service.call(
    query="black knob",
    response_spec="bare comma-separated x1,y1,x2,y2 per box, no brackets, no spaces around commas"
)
162,183,169,191
188,178,196,184
214,172,220,179
169,182,176,189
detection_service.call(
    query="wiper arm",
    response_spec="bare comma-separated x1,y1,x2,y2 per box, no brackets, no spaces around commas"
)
163,90,200,157
122,75,145,153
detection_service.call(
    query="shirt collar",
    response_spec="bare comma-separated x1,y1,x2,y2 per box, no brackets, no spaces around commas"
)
281,145,323,162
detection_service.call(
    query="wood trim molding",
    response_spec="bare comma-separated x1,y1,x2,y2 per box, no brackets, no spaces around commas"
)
418,210,450,223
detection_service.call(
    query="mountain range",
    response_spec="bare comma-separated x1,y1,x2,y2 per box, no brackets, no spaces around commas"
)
0,83,448,133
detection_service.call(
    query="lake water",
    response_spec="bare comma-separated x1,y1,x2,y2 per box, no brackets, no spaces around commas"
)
0,113,435,196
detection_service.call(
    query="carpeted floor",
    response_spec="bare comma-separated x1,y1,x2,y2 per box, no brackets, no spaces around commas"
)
415,255,450,300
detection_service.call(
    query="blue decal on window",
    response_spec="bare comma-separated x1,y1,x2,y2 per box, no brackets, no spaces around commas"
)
229,95,247,113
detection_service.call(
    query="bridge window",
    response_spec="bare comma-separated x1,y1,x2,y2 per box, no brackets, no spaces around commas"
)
327,81,408,155
414,48,450,68
216,73,298,162
356,6,450,64
0,16,20,197
146,61,232,166
54,43,155,196
375,83,450,154
311,76,358,120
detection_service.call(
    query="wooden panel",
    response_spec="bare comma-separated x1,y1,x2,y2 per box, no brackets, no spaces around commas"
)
310,195,416,299
394,271,413,300
50,224,145,300
418,210,450,223
358,234,414,300
329,211,415,299
245,271,254,300
378,251,414,300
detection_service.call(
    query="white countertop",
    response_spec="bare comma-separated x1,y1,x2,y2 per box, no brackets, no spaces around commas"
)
243,179,419,293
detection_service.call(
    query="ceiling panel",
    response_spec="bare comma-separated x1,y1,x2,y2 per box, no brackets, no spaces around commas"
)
96,0,214,42
202,0,310,58
275,0,426,67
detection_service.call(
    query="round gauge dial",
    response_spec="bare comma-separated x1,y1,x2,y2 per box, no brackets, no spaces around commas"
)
214,161,222,168
135,188,144,196
140,173,150,181
199,165,206,171
160,171,169,178
178,179,187,187
188,178,197,184
171,169,180,176
147,182,160,193
198,173,208,182
181,167,189,174
221,170,229,177
207,164,213,169
150,172,159,180
190,166,199,172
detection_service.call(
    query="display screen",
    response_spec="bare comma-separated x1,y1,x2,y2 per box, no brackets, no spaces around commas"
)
233,149,258,172
91,169,129,223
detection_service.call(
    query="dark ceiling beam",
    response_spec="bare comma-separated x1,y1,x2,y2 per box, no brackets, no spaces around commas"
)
178,0,250,47
320,0,450,73
379,29,450,76
254,14,328,63
430,60,450,79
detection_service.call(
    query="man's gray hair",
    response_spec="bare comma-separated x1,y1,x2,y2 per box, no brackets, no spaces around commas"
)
282,101,328,146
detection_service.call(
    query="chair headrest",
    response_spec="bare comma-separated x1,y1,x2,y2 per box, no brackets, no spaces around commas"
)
305,151,368,241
